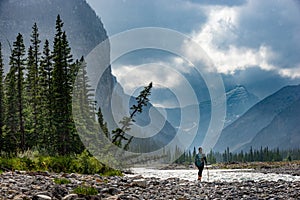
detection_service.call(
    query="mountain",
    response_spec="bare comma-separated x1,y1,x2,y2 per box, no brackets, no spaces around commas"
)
157,85,259,150
214,85,300,153
239,98,300,151
0,0,107,67
0,0,119,149
0,0,115,124
0,0,178,153
225,85,259,125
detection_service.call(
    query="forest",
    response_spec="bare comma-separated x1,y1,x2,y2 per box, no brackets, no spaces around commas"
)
1,15,299,174
0,15,154,173
0,15,90,156
175,146,300,165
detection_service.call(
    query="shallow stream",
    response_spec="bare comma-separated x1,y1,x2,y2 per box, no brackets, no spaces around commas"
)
127,168,300,182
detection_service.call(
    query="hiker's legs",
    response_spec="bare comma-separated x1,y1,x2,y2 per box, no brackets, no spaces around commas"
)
197,165,204,181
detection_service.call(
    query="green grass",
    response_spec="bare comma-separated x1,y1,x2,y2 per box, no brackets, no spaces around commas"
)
72,186,98,195
53,178,71,184
0,150,122,176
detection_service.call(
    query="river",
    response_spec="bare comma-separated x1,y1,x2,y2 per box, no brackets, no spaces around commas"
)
127,168,300,182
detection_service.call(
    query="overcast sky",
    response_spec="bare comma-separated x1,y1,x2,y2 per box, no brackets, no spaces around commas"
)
86,0,300,101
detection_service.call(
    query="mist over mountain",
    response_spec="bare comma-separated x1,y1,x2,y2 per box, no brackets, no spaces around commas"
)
158,85,259,150
214,84,300,153
0,0,107,67
226,85,260,125
0,0,117,124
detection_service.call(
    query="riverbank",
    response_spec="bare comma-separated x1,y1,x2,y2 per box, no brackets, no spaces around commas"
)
160,160,300,176
1,169,300,199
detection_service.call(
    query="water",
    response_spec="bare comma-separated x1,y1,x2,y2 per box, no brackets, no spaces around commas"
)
127,168,300,182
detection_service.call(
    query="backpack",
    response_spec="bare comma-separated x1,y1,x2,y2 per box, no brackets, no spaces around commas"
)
195,153,204,167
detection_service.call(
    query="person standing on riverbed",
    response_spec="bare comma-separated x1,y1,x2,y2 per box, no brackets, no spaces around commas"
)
195,147,207,181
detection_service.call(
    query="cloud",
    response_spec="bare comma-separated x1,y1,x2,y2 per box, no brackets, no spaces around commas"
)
87,0,300,99
111,58,200,108
86,0,207,35
279,65,300,79
112,63,183,94
112,56,195,92
187,0,300,78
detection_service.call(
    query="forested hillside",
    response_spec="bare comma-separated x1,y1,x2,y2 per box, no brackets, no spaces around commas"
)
0,16,94,156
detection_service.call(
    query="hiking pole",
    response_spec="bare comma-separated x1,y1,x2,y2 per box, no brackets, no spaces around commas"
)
206,165,209,182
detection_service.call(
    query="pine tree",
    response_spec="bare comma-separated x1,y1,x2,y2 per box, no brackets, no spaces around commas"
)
39,39,54,151
13,33,26,151
97,107,109,140
75,57,95,124
192,147,196,159
4,65,18,153
52,15,67,154
26,23,41,146
26,46,36,148
111,82,153,149
0,43,4,151
4,33,26,152
52,15,79,155
73,57,96,151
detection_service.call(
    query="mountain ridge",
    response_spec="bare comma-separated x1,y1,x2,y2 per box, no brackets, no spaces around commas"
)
214,84,300,152
0,0,107,67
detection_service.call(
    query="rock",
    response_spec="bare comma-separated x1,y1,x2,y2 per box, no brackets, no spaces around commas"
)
32,194,52,200
131,179,147,188
52,186,68,199
108,187,121,195
13,194,30,200
1,169,300,199
62,194,78,200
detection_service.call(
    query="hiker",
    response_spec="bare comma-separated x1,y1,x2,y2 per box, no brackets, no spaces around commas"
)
195,147,207,181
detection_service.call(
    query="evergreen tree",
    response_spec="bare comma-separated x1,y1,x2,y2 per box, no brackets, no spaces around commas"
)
52,15,80,155
39,39,54,151
4,33,26,152
13,33,26,151
52,15,68,155
73,57,99,151
111,82,153,149
26,23,41,146
0,43,4,150
3,64,18,153
96,107,109,139
73,57,95,124
192,147,196,158
26,46,36,148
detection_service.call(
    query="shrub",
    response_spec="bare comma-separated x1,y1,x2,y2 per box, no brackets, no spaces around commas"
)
53,178,71,184
72,186,98,195
0,150,122,176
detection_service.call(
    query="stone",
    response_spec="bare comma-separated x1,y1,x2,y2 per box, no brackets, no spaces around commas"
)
62,194,78,200
52,186,68,199
32,194,52,200
131,179,147,188
108,187,121,195
13,194,30,200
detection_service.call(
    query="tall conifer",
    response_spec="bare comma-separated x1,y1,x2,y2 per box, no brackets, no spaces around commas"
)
27,23,41,144
5,33,26,152
39,39,54,151
0,43,4,150
52,15,79,155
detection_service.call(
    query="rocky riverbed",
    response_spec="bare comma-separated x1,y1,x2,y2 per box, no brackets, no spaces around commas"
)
0,170,300,199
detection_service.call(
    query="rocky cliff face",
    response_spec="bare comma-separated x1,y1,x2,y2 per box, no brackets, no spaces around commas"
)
0,0,115,112
225,85,259,125
214,84,300,152
0,0,107,66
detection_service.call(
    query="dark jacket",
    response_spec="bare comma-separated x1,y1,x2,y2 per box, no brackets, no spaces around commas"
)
195,153,207,167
